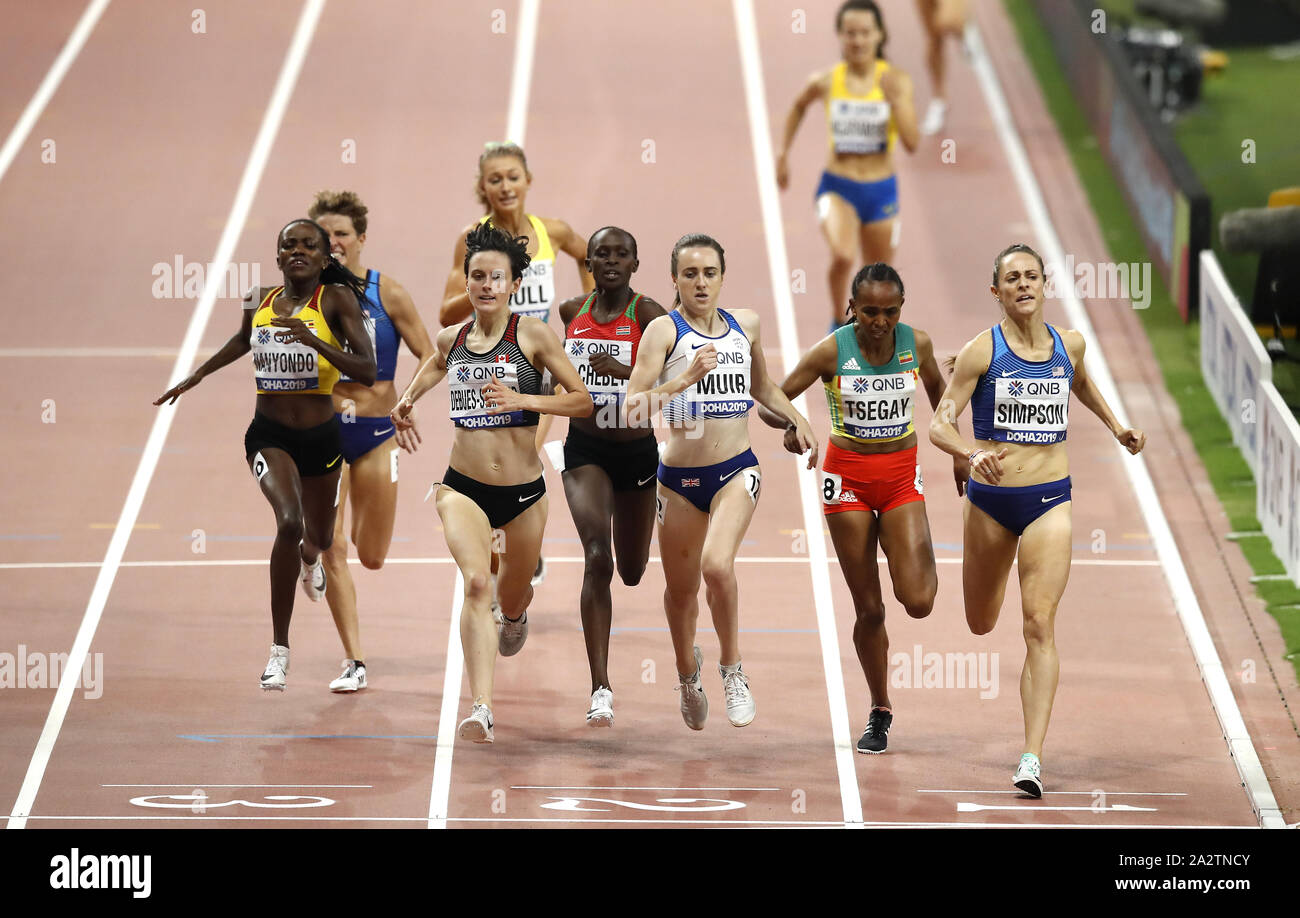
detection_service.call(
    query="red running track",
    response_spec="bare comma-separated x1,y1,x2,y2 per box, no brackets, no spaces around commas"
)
0,0,1294,830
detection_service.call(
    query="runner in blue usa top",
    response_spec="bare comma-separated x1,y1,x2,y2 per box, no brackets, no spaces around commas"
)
929,244,1146,798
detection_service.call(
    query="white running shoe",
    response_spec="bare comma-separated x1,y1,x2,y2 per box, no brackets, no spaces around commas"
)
920,98,948,136
495,605,529,657
719,663,755,727
1013,753,1043,798
300,554,326,603
328,660,367,693
260,644,289,691
531,555,547,586
676,646,708,730
457,703,494,743
586,687,614,727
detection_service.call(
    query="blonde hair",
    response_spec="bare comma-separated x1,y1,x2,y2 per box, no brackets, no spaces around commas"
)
475,142,531,211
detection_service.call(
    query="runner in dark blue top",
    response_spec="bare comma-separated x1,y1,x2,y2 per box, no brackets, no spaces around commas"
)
929,243,1146,798
310,191,434,693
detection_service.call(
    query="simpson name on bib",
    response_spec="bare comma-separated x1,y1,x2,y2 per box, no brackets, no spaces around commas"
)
993,377,1069,443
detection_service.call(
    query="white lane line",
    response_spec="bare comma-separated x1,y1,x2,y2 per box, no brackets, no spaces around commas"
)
427,0,542,831
920,790,1187,796
512,786,781,791
958,802,1157,814
0,0,110,186
965,19,1284,829
0,556,1162,571
4,0,327,831
427,570,466,830
504,0,540,146
101,784,372,788
0,347,215,358
18,816,1251,828
732,0,862,829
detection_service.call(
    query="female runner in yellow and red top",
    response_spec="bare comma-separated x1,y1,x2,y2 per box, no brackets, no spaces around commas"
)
154,219,376,691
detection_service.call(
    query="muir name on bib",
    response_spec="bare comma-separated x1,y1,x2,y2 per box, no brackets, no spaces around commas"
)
840,371,913,440
687,348,752,417
449,361,524,428
994,377,1069,443
567,338,630,406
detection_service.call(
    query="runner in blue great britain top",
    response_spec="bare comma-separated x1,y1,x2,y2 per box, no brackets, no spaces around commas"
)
929,244,1146,797
626,234,815,732
556,227,667,727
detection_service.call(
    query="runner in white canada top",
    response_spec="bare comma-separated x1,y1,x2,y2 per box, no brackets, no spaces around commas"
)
929,243,1146,798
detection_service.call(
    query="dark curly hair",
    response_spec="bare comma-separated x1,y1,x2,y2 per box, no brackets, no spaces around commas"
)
464,220,531,280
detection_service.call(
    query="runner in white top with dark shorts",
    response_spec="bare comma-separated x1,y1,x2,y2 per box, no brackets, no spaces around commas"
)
625,234,816,731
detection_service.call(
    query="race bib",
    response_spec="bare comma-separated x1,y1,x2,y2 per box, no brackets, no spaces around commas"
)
687,347,753,418
510,259,553,322
566,338,631,407
839,371,914,440
993,377,1069,444
830,98,889,155
448,359,523,429
251,322,320,392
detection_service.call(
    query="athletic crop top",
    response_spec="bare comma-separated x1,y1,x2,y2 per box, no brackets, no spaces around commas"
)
824,322,917,444
249,285,342,395
826,60,897,156
564,291,645,412
660,308,753,423
446,312,543,429
339,269,398,384
971,324,1074,445
480,213,555,324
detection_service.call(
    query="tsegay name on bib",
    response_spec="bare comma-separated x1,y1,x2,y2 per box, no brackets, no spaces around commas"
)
840,371,914,440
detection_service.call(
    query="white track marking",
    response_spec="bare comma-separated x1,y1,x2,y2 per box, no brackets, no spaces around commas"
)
732,0,862,828
504,0,540,146
0,556,1161,571
4,0,327,831
965,19,1283,828
427,0,542,831
0,0,110,186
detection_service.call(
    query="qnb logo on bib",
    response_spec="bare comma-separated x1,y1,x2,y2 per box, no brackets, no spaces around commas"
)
841,371,914,440
510,260,554,318
994,377,1069,443
449,360,523,427
567,338,630,406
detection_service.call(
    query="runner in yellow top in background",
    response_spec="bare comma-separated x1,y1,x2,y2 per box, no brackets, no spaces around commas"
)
776,0,920,333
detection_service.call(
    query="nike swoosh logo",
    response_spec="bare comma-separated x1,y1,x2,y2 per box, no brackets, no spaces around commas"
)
372,427,394,437
637,474,656,486
518,492,542,502
326,455,342,469
1001,371,1018,377
691,343,708,350
1040,494,1063,503
719,468,742,482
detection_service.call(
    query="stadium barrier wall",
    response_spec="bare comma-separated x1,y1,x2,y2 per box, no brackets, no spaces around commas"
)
1030,0,1211,320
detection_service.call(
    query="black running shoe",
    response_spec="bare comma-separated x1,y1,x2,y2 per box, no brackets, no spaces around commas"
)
856,707,893,754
